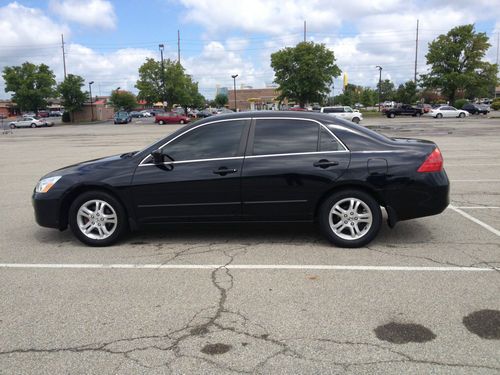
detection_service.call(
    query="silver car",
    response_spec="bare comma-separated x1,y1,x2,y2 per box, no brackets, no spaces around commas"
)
426,106,469,118
9,117,50,129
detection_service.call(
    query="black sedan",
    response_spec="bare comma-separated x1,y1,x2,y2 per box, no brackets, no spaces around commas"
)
33,112,449,247
462,103,489,115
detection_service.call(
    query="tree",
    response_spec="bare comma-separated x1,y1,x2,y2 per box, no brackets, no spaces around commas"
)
271,42,341,107
376,79,395,101
2,62,56,112
360,88,377,107
109,90,137,111
136,58,204,110
57,74,87,122
395,81,418,104
420,24,498,104
214,93,228,107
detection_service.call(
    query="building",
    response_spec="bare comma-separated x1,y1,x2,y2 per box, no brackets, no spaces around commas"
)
71,101,114,122
215,85,229,97
228,87,283,111
0,100,20,118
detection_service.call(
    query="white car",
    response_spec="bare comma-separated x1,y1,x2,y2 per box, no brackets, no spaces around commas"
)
320,106,363,124
9,117,50,129
140,110,152,117
426,106,469,118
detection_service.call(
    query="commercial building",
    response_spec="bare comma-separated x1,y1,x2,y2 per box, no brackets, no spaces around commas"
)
228,87,284,111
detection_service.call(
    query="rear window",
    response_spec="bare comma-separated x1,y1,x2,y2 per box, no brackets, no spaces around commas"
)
323,107,343,113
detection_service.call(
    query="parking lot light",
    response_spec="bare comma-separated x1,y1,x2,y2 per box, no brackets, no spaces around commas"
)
231,74,238,111
89,81,94,121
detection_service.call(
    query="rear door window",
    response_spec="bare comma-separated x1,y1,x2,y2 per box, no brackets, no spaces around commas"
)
320,127,342,151
252,119,318,156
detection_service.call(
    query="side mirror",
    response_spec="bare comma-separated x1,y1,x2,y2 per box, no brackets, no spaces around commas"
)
151,149,164,164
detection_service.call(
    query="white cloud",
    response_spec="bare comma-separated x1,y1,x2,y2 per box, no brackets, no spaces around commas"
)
49,0,116,29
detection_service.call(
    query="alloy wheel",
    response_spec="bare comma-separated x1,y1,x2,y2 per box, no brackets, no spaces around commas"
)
328,198,373,240
76,199,118,240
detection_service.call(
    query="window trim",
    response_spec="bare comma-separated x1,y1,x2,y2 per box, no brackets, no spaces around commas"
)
139,116,348,166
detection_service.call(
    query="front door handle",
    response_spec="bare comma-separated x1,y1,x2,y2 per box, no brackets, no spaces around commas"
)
213,167,238,176
313,159,339,169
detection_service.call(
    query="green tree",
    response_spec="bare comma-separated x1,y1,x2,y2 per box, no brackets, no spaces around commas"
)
376,79,395,101
2,62,56,112
57,74,87,122
136,58,164,105
360,88,377,107
271,42,341,107
395,81,418,104
420,24,498,104
110,90,137,111
214,93,228,107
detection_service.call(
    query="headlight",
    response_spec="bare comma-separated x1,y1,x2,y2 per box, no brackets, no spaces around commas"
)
36,176,62,193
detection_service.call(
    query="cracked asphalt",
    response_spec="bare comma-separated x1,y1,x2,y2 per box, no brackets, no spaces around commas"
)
0,114,499,374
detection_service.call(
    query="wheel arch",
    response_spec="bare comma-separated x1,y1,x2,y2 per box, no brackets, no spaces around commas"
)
313,183,387,220
59,184,135,231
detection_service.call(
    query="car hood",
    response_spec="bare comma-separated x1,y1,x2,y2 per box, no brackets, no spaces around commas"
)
43,153,131,178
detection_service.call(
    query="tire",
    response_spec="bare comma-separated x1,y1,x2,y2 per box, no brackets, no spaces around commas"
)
31,123,37,128
436,113,443,119
459,112,465,118
388,112,395,118
69,191,127,247
352,117,360,124
9,123,16,129
318,190,382,248
158,120,164,125
416,112,422,117
180,120,185,124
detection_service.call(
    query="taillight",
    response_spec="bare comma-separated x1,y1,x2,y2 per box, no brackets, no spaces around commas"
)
417,148,443,173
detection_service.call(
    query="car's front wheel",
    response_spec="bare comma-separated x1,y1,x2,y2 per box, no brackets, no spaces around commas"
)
388,113,395,118
459,112,465,118
158,120,164,125
436,113,443,118
352,117,360,124
69,191,127,246
9,123,15,129
319,190,382,248
31,123,37,128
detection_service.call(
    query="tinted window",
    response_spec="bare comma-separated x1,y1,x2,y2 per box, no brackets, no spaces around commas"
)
320,127,342,151
323,107,342,113
252,119,318,155
163,120,246,161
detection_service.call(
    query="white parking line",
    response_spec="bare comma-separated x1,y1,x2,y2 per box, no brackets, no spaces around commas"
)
453,206,500,209
450,179,500,182
0,263,497,272
449,205,500,237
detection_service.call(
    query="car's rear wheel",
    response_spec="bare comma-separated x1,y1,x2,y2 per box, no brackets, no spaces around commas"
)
436,113,443,118
9,124,15,129
388,113,395,118
180,120,185,124
158,120,164,125
459,112,465,118
69,191,127,246
352,117,360,124
31,123,37,128
319,190,382,248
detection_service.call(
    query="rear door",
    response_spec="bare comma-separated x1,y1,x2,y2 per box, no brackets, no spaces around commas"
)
241,118,350,221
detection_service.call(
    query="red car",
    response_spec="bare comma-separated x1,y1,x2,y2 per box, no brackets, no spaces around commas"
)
155,112,190,125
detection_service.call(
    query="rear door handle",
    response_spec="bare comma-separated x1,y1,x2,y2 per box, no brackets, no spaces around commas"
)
213,167,238,176
313,159,339,169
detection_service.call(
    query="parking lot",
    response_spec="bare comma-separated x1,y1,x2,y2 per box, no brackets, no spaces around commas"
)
0,115,499,374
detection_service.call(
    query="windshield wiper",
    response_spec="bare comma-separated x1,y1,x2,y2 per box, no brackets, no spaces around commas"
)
120,151,138,158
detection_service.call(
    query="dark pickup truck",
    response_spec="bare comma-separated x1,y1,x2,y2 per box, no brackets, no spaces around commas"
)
385,104,423,118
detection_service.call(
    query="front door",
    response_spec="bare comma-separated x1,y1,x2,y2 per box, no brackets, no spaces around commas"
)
241,118,350,221
131,119,250,223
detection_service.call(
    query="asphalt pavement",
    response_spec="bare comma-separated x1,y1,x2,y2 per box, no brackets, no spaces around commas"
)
0,113,499,374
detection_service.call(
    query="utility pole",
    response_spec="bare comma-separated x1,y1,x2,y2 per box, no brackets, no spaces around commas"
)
414,19,419,83
89,81,94,121
177,30,181,64
159,44,165,108
231,74,238,111
496,32,499,66
61,34,67,79
376,66,382,112
303,20,306,42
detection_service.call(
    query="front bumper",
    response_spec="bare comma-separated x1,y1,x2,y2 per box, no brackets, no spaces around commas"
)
32,192,61,229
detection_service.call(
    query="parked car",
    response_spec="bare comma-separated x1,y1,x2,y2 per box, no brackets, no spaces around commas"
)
320,106,363,124
155,112,190,124
425,106,469,118
37,111,49,118
140,110,152,117
9,116,52,129
385,104,423,118
32,111,449,247
415,103,432,113
288,107,308,111
49,111,63,117
130,111,144,118
462,103,489,115
216,108,234,115
114,111,131,124
197,109,213,118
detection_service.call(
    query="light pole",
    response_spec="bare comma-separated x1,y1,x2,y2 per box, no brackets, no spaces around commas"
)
376,66,382,112
89,81,94,121
231,74,238,111
159,44,165,109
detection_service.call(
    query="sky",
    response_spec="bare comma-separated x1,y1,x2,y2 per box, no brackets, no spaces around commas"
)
0,0,499,100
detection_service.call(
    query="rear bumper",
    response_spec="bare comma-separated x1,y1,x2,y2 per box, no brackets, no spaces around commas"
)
383,171,450,223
